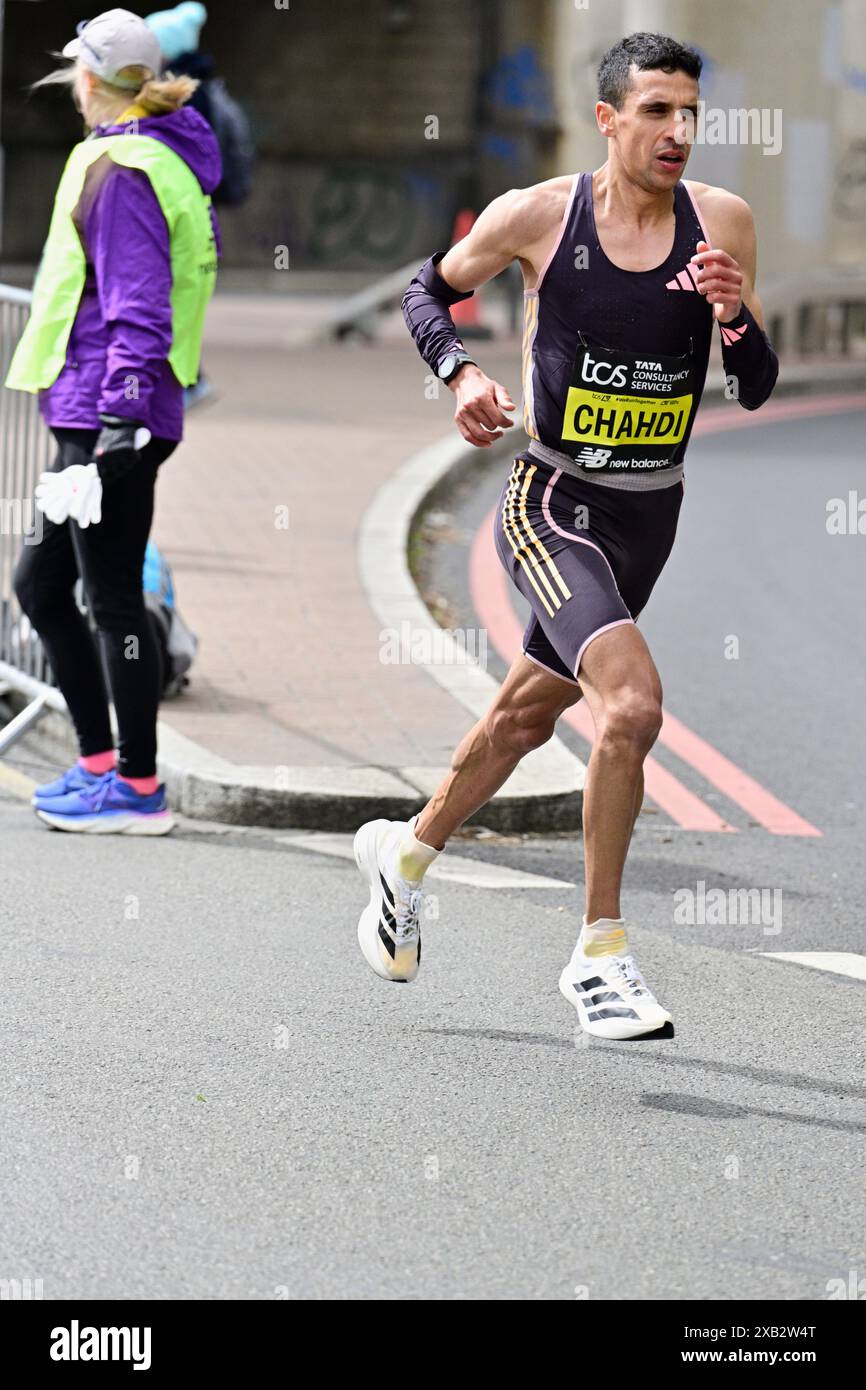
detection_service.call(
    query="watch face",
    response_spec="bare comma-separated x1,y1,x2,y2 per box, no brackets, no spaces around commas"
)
439,355,456,379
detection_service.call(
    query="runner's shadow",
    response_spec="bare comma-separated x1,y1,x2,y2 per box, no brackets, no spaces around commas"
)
641,1091,866,1135
598,1046,866,1102
422,1028,866,1103
423,1027,572,1049
422,1024,673,1047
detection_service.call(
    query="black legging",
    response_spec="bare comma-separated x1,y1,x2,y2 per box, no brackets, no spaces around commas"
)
14,428,177,779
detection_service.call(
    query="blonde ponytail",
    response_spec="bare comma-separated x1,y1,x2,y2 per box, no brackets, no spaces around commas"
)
32,58,198,121
115,67,199,115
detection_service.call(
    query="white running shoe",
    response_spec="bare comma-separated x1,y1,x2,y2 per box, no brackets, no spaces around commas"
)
353,818,424,983
559,932,672,1039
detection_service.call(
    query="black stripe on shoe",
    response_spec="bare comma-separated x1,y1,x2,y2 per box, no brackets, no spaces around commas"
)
378,922,396,958
587,1006,639,1021
586,990,622,1006
579,976,606,991
379,871,396,926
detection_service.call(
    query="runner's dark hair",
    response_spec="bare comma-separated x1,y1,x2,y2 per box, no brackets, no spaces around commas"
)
598,33,702,109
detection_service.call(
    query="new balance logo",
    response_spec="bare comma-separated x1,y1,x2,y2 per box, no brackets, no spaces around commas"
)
577,447,612,468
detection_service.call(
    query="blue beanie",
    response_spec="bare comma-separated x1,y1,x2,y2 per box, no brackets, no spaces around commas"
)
145,2,208,65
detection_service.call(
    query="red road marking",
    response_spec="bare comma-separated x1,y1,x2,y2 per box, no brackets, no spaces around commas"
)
692,389,866,437
660,709,821,836
467,390,846,835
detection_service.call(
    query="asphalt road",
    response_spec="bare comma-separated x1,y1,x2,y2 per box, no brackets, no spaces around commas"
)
0,405,864,1301
424,405,866,952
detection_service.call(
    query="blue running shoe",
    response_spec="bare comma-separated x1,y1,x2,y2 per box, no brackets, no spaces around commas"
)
35,770,175,835
32,762,111,805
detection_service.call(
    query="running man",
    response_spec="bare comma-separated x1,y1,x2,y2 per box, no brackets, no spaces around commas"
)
354,32,779,1038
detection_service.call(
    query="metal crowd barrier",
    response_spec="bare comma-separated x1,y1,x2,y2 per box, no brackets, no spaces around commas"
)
0,284,67,756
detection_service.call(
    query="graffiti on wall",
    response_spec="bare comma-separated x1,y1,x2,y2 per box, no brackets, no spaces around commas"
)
307,166,421,263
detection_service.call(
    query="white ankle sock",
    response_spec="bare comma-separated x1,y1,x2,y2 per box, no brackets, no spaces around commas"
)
395,821,442,882
580,916,628,959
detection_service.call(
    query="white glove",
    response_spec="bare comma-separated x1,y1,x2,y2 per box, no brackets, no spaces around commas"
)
68,462,103,528
35,466,87,525
34,462,104,528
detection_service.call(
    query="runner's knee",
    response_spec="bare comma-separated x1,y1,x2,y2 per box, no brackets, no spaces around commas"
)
486,701,557,757
599,689,663,752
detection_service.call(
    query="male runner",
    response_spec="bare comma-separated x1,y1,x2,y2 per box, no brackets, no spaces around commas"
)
354,32,778,1038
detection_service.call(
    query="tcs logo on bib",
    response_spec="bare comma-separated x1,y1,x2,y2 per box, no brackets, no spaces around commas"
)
580,351,628,390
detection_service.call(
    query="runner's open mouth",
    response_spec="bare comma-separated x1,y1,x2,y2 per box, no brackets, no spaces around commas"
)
656,150,685,166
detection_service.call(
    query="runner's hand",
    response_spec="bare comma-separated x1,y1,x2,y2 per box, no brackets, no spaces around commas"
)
92,416,151,484
690,241,744,323
450,365,515,448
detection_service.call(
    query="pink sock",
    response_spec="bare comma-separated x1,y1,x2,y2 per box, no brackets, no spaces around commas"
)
80,750,116,775
117,774,159,796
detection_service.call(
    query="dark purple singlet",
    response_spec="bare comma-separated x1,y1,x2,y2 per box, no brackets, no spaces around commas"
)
494,171,714,685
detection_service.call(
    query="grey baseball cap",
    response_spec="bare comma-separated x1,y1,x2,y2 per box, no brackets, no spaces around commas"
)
62,9,163,88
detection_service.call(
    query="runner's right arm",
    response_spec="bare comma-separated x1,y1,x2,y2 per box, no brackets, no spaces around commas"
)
402,188,553,447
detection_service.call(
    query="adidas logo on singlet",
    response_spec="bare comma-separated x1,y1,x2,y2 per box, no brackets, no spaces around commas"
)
665,263,701,291
666,262,751,346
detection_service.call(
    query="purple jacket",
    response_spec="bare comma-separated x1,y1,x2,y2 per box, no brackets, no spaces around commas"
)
39,106,222,443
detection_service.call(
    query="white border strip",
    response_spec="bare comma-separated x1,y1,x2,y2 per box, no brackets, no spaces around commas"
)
760,952,866,982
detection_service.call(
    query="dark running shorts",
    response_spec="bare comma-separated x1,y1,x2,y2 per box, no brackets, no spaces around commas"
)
493,454,684,685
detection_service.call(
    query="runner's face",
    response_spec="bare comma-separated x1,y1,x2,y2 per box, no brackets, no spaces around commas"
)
601,67,699,192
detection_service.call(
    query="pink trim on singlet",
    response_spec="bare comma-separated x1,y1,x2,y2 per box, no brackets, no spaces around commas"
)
528,172,581,297
540,470,624,595
683,181,711,246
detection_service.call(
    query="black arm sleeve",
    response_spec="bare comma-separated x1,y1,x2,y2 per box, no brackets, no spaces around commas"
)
719,303,779,410
401,252,475,374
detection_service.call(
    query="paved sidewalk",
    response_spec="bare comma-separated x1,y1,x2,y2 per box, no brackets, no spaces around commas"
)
153,307,522,773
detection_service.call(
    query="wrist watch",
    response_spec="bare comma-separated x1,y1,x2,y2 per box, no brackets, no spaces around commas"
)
437,352,476,384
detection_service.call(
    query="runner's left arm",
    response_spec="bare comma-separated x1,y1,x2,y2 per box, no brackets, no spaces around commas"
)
690,196,779,411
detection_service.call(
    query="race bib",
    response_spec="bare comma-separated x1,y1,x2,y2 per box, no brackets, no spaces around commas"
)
561,341,697,472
